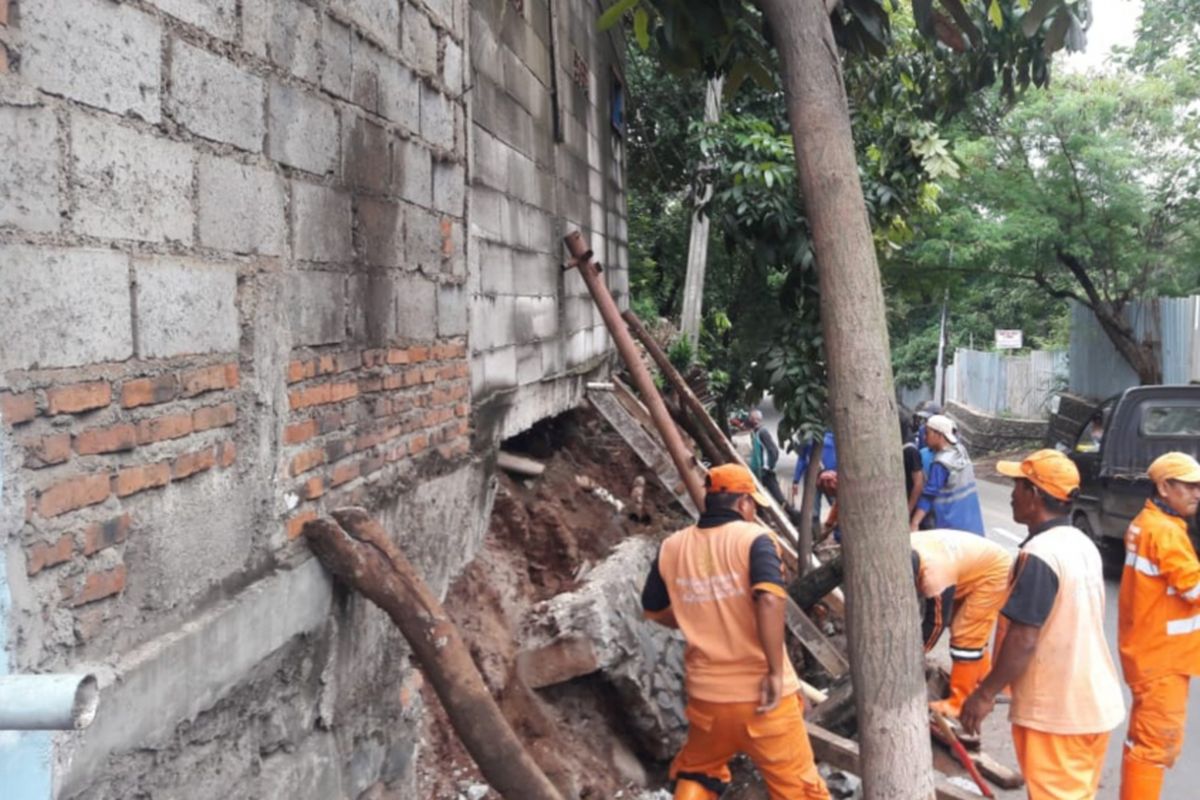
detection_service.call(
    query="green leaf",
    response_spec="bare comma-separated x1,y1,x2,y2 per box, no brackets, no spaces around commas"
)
597,0,638,32
1020,0,1059,37
987,0,1004,30
633,7,650,50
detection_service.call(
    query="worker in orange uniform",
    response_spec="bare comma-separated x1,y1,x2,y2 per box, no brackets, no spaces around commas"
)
911,528,1014,717
641,464,831,800
961,449,1124,799
1118,452,1200,799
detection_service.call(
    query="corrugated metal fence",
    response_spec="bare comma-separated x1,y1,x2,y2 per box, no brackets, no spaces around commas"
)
947,348,1068,419
1069,297,1200,399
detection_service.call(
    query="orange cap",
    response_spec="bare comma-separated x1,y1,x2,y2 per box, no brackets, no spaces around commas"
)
706,463,772,506
1148,452,1200,484
996,449,1080,502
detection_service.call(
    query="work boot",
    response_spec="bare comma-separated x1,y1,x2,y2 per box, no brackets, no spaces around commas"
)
1120,756,1165,800
930,655,989,718
674,778,720,800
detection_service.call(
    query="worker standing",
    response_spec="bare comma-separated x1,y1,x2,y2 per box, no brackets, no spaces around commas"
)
641,464,831,800
960,450,1124,799
910,414,985,535
911,529,1013,717
1118,452,1200,799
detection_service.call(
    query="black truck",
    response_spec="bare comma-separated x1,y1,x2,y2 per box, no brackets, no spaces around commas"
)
1066,385,1200,574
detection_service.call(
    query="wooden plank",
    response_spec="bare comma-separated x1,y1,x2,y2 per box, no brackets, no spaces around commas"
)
806,724,981,800
973,752,1024,790
786,598,849,680
807,677,854,727
497,451,546,477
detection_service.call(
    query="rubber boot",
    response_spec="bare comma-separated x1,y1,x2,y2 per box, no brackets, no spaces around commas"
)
1120,756,1165,800
674,778,720,800
930,655,989,718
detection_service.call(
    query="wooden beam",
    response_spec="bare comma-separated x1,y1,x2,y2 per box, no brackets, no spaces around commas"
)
786,598,849,680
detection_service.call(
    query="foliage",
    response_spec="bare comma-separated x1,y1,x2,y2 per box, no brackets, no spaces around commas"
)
1124,0,1200,71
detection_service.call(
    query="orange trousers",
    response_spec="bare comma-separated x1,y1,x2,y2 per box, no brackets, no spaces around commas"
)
1120,673,1190,800
671,694,831,800
1012,725,1109,799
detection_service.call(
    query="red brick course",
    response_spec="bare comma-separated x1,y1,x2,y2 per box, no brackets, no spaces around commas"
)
75,423,138,455
83,514,132,556
193,402,237,432
71,565,127,606
47,381,111,415
23,433,72,468
121,374,180,408
1,391,37,425
137,413,194,445
115,463,171,498
39,473,111,517
27,535,75,575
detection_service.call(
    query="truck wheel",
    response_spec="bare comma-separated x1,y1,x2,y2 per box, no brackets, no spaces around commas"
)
1075,514,1122,580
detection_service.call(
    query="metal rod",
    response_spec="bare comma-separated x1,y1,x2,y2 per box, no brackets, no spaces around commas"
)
0,674,99,730
563,231,706,508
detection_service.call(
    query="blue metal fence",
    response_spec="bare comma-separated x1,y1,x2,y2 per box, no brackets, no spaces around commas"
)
948,348,1068,419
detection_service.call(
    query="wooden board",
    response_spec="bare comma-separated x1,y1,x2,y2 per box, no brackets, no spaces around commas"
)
785,598,849,680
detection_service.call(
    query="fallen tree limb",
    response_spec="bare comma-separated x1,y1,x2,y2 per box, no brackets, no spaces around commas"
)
789,555,844,610
304,508,565,800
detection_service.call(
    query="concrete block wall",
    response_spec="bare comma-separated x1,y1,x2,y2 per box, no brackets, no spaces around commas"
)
0,0,484,796
469,0,629,443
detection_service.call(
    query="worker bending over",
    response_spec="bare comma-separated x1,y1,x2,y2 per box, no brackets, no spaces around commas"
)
961,450,1124,799
641,464,830,800
1118,452,1200,799
911,528,1013,717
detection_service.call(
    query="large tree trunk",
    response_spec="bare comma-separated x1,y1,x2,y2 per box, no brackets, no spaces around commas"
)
1092,303,1162,384
680,77,724,347
753,0,934,797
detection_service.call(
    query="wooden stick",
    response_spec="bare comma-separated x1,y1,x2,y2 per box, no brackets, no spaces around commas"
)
304,508,565,800
806,724,980,800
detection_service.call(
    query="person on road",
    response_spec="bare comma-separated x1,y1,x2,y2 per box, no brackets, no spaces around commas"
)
901,415,926,515
748,409,786,507
911,528,1014,717
961,449,1124,799
910,414,985,535
641,464,831,800
790,429,837,509
1117,452,1200,799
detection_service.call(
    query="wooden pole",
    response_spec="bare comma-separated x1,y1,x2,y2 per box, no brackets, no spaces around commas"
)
303,508,565,800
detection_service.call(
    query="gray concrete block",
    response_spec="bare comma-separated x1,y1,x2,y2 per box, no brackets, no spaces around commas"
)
483,346,517,390
134,256,240,358
469,185,504,241
71,112,195,245
351,43,420,129
420,84,455,150
432,161,465,216
0,106,60,233
347,274,396,343
329,0,401,50
356,197,404,267
170,39,265,152
151,0,237,39
246,0,322,83
292,182,353,262
479,243,513,296
511,250,557,297
321,17,355,100
517,343,542,386
342,113,392,193
394,273,437,340
470,294,515,350
443,38,464,96
437,283,468,337
404,203,442,268
422,0,456,30
287,271,347,345
540,338,564,377
63,560,333,792
21,0,161,122
469,12,504,86
198,155,287,256
268,83,339,175
471,125,509,192
395,138,432,205
0,245,133,371
514,296,558,341
401,3,438,75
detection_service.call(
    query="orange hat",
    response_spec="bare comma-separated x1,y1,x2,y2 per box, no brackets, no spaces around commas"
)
1148,452,1200,484
706,463,772,506
996,449,1080,502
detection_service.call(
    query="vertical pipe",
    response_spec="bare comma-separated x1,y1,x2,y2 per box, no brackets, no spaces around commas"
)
564,231,706,508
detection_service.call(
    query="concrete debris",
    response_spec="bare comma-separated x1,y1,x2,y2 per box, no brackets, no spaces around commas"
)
574,474,626,514
944,775,985,796
459,783,490,800
819,765,863,799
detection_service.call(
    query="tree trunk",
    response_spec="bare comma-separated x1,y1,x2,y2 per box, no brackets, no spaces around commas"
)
680,77,724,348
1092,303,1162,384
753,0,934,797
796,443,823,576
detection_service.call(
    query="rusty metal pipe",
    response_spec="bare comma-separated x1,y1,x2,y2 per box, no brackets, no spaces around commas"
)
564,231,706,509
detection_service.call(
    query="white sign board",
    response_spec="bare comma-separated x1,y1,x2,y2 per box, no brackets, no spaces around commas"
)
995,329,1023,349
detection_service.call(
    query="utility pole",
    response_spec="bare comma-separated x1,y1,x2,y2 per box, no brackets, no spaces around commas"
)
933,289,949,407
680,77,724,348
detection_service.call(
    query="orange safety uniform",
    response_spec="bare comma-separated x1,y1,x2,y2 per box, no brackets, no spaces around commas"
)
911,529,1013,716
643,514,830,800
1117,499,1200,799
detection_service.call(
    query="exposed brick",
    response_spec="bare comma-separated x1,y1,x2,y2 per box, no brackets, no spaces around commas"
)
283,419,318,445
362,349,386,367
137,413,194,445
75,424,137,455
286,510,317,540
359,377,383,393
218,441,237,467
289,384,332,410
317,411,345,433
83,514,132,556
115,463,170,497
0,0,9,26
287,359,315,383
408,434,429,455
331,460,360,487
71,565,127,607
302,476,324,500
1,391,37,425
121,374,180,408
290,448,326,476
193,402,237,432
360,454,384,477
173,446,217,480
181,364,235,397
39,473,110,517
27,535,75,576
225,364,240,388
409,345,430,363
329,382,359,402
23,433,71,468
317,355,336,374
324,437,353,462
47,381,111,415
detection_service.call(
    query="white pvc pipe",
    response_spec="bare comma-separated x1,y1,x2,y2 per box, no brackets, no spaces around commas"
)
0,674,100,730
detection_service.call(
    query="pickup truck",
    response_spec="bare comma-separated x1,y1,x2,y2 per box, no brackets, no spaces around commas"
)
1066,385,1200,574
